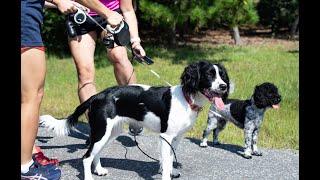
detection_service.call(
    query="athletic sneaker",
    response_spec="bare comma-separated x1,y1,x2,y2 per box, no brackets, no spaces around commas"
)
33,151,59,166
21,162,61,180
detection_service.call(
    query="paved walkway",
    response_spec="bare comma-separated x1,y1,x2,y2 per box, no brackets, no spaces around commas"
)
36,123,299,180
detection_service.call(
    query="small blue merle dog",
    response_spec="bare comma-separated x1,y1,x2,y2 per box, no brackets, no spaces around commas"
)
200,82,281,159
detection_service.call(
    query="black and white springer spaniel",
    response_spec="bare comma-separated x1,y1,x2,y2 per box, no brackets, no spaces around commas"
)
40,61,230,180
200,82,281,159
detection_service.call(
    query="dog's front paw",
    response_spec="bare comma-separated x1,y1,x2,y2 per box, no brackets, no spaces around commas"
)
242,153,252,159
212,140,221,146
252,150,262,156
162,175,172,180
94,167,108,176
200,141,208,147
171,169,181,178
84,176,95,180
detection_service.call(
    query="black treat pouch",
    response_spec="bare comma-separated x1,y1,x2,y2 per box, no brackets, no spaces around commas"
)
113,21,130,46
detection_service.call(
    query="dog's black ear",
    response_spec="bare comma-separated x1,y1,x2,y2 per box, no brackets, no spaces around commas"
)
216,63,230,101
253,83,270,108
181,62,200,95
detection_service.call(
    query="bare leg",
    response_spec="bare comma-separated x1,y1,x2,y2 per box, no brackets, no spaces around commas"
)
32,145,38,154
106,46,136,85
21,49,46,165
69,32,97,146
68,32,98,105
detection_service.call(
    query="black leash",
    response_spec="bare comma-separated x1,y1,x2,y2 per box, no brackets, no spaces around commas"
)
133,134,179,167
133,134,158,162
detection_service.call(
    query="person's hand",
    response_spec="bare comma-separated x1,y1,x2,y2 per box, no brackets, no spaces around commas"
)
55,0,78,14
106,11,123,27
132,42,146,58
71,1,90,13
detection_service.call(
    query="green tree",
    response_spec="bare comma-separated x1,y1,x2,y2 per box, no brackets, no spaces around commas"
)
139,0,216,45
211,0,259,45
42,9,70,57
257,0,299,37
139,0,258,45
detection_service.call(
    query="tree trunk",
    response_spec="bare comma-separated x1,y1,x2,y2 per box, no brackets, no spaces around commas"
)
178,20,189,41
132,0,137,11
168,24,177,46
232,26,242,45
290,13,299,39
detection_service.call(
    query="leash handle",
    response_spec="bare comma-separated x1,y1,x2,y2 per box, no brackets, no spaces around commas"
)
106,21,124,34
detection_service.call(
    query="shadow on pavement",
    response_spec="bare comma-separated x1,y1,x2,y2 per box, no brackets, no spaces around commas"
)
60,157,160,180
63,123,137,148
69,122,90,141
116,135,136,147
36,136,54,143
38,144,88,153
186,137,244,157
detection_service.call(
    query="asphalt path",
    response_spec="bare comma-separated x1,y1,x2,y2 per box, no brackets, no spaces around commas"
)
36,123,298,180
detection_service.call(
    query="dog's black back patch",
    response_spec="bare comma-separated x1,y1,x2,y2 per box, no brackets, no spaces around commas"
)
112,86,147,121
227,99,251,126
85,86,146,146
111,86,172,133
140,87,172,133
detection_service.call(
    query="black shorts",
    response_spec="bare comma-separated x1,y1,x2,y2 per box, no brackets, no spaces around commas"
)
67,8,121,37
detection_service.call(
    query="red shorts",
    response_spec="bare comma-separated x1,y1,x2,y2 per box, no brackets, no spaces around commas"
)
21,46,45,54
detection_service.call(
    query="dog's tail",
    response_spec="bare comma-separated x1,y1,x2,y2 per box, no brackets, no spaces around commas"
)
40,95,96,136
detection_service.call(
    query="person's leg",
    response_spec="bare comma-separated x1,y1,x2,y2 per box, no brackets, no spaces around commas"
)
68,31,98,103
106,46,136,85
21,1,61,178
106,46,143,135
69,32,97,147
32,145,59,166
21,48,46,165
21,49,61,180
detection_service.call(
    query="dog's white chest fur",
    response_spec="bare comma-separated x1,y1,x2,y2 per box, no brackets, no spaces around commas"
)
165,86,198,135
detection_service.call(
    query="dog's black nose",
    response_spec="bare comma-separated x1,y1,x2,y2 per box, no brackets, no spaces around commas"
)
219,84,227,91
277,97,281,103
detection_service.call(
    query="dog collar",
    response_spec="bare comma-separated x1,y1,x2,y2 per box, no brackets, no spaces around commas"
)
183,92,203,113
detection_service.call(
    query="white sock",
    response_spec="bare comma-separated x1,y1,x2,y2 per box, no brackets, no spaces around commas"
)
21,159,34,173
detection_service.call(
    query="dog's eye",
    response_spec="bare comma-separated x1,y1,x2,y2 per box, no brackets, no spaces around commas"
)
277,96,281,102
207,70,215,76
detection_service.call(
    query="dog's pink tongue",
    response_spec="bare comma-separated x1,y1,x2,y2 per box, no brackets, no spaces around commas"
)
214,97,225,111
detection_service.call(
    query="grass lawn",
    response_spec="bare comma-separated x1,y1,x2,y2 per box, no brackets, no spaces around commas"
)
41,41,299,150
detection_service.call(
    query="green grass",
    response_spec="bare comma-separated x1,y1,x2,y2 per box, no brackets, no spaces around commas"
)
41,42,299,150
